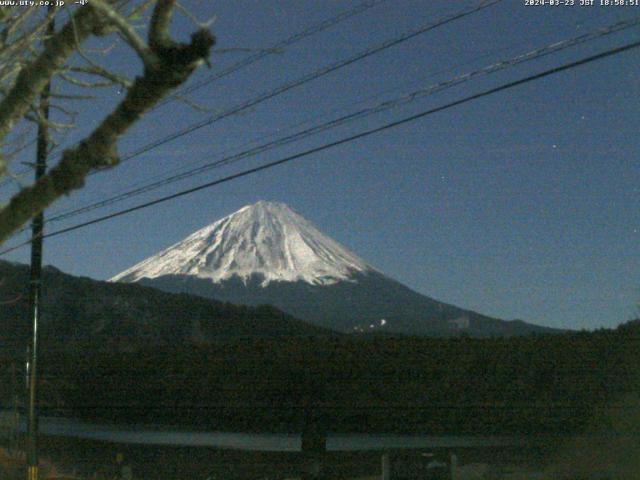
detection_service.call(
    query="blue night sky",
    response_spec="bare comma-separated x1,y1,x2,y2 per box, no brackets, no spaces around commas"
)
1,0,638,330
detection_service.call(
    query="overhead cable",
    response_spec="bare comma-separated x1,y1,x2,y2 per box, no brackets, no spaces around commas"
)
42,15,640,225
1,38,637,256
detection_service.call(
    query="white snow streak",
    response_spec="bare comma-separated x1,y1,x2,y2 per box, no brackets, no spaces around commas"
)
111,201,372,286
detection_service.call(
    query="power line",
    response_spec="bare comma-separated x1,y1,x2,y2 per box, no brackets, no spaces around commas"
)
1,38,637,256
39,15,640,226
163,0,625,112
26,0,502,187
0,0,387,191
0,1,602,196
1,0,502,219
156,0,390,108
5,0,501,225
99,0,503,171
44,12,633,219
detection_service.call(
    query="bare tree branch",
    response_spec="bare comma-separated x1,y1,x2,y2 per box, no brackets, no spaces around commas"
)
68,65,133,89
149,0,175,50
0,7,99,175
89,0,158,68
0,2,215,244
127,0,156,21
176,1,216,30
49,92,97,101
58,72,114,89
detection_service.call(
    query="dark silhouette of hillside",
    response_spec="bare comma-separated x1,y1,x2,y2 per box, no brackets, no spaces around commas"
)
29,326,640,435
0,261,333,357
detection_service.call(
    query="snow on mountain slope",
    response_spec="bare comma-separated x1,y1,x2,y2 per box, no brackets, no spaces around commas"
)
111,201,373,286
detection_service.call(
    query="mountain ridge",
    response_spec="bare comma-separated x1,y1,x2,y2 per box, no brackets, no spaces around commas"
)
135,270,560,337
112,201,372,287
0,260,335,356
114,201,560,337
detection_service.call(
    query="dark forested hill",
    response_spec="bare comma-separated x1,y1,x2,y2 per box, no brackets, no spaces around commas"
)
1,260,636,437
136,271,563,337
30,325,640,435
0,260,334,356
114,201,561,338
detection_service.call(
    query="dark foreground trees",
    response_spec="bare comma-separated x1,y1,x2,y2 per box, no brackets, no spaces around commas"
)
33,326,640,435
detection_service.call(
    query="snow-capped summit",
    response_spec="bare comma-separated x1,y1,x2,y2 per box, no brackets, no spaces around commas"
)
112,200,559,337
111,201,372,286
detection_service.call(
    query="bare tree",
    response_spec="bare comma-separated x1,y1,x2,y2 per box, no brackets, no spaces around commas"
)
0,0,214,244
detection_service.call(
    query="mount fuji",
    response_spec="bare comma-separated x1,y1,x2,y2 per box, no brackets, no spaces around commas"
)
112,201,557,337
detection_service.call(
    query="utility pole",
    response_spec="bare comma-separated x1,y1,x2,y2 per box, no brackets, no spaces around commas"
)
11,361,19,455
26,8,55,480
